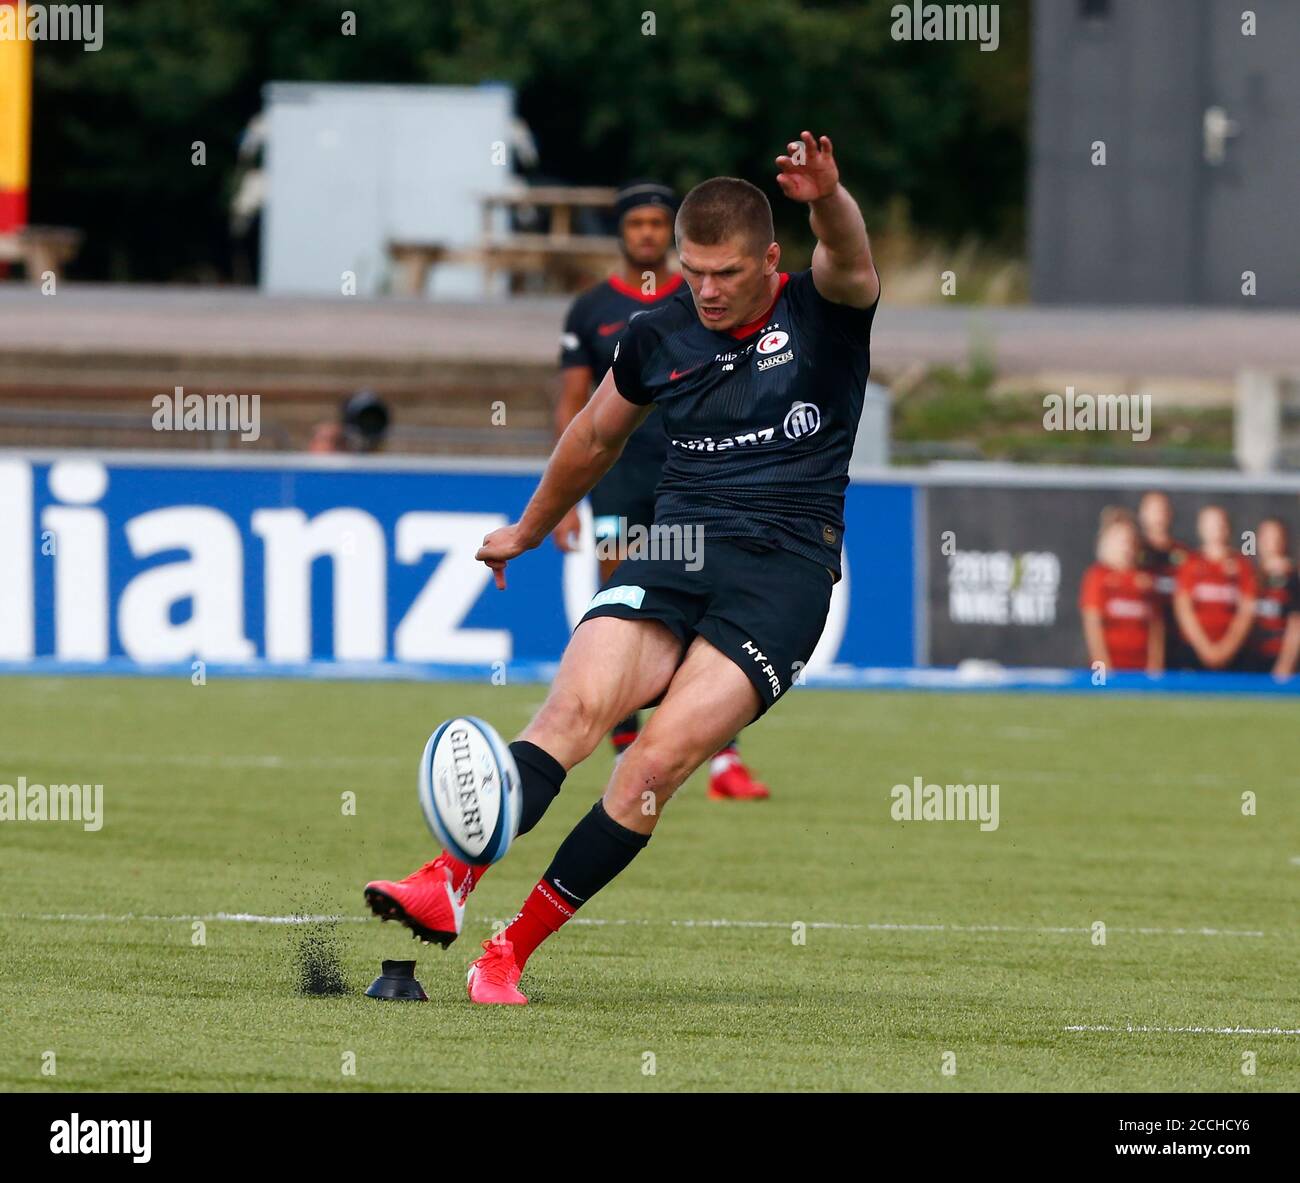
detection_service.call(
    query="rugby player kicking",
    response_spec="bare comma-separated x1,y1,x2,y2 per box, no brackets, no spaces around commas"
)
365,131,881,1003
553,179,772,799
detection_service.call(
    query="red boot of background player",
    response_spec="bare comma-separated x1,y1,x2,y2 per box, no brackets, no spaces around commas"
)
707,746,770,800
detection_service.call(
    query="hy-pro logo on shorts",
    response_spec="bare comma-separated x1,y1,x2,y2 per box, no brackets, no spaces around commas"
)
741,639,782,699
783,401,821,440
588,585,646,611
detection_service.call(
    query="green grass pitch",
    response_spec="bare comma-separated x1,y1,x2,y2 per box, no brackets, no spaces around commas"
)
1,675,1296,1092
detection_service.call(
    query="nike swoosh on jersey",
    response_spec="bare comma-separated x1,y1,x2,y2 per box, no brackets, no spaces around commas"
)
669,364,702,381
597,321,627,336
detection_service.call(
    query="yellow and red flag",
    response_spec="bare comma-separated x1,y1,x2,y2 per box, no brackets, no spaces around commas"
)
0,0,34,232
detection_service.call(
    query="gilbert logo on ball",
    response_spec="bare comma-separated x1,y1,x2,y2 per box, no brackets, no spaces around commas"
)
418,716,520,866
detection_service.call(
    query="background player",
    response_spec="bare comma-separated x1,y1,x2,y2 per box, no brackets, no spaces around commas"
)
1245,517,1300,677
1079,512,1162,673
366,132,880,1003
1136,491,1191,669
552,180,771,800
1174,505,1257,671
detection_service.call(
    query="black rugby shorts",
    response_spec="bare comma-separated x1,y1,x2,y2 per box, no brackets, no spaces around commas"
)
577,537,833,723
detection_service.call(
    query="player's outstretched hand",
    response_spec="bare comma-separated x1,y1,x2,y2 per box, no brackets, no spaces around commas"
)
775,131,840,204
476,523,535,590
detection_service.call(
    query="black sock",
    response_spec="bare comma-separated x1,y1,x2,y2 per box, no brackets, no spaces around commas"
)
509,740,566,837
611,712,639,755
543,800,650,909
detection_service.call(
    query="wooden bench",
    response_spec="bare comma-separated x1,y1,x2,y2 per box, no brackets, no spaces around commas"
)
0,226,83,284
479,187,619,293
387,186,622,296
387,240,449,297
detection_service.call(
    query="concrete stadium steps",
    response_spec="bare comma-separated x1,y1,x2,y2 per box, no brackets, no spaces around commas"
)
0,361,556,455
0,396,555,455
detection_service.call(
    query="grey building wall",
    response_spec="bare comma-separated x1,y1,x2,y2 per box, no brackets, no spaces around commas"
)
1030,0,1300,307
261,83,515,299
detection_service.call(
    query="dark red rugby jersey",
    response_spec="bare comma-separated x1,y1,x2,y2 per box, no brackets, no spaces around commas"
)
559,274,685,465
1079,563,1155,670
1250,565,1300,661
609,269,879,578
1176,552,1258,643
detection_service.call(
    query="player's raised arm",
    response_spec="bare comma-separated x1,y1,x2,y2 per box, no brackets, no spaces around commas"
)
475,369,652,588
775,130,880,309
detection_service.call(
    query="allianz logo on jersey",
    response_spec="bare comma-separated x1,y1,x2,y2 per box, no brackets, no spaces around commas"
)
783,401,820,439
669,400,821,452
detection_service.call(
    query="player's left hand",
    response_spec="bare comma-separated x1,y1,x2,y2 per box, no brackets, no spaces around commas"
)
775,131,840,203
476,523,534,590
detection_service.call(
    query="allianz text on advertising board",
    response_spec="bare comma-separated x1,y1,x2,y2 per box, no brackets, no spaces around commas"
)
0,457,916,670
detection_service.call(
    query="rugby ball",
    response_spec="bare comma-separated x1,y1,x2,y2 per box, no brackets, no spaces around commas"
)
418,717,521,866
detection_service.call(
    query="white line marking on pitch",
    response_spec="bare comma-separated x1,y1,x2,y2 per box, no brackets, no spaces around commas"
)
574,920,1272,938
0,913,1277,938
1066,1024,1300,1036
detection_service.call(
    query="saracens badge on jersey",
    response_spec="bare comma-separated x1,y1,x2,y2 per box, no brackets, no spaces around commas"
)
756,328,794,372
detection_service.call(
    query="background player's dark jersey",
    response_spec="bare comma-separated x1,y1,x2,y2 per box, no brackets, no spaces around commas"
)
559,274,684,465
1250,566,1300,661
1138,537,1192,667
1137,538,1191,600
611,269,879,578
